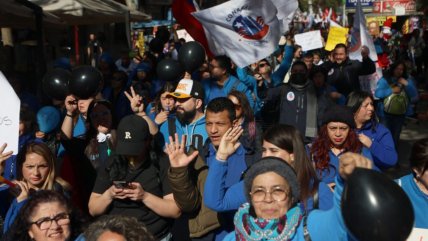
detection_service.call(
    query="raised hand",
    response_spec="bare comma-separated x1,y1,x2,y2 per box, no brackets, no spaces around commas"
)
216,126,243,161
165,134,199,168
124,86,145,114
64,95,78,116
339,152,373,180
0,143,13,175
154,110,169,125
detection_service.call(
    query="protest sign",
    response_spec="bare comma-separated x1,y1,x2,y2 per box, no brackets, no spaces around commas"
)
0,71,20,153
406,228,428,241
325,26,348,51
294,30,324,51
176,29,195,42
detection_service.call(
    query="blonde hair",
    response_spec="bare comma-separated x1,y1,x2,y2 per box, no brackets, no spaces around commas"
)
18,142,71,191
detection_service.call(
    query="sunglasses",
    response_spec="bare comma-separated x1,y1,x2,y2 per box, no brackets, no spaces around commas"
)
258,63,268,68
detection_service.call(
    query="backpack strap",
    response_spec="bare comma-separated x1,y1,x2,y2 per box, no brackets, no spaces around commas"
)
168,117,176,138
303,214,312,241
313,188,319,210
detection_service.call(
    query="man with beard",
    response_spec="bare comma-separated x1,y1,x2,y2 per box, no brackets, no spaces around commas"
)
259,61,333,143
159,78,208,152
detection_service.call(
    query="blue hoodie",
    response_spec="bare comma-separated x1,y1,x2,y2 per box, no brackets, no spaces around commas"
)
356,121,397,170
159,115,208,152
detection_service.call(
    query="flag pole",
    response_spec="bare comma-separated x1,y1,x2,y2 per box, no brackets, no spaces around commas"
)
342,0,346,26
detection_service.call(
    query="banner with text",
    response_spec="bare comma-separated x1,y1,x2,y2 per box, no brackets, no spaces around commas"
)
325,27,349,51
0,71,20,153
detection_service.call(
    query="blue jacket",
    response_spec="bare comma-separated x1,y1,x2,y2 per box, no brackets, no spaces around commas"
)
202,75,255,110
374,76,419,117
357,121,397,170
3,199,27,233
396,174,428,229
159,115,207,152
223,176,349,241
316,148,373,185
203,157,333,214
204,144,248,241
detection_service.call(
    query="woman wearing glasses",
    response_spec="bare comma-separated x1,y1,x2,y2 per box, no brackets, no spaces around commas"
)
2,142,70,233
223,155,372,241
3,190,80,241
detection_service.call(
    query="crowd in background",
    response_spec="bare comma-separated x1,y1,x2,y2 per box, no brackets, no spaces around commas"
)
0,18,428,241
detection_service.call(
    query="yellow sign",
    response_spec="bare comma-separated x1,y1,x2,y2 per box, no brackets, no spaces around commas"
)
325,27,349,51
366,16,396,26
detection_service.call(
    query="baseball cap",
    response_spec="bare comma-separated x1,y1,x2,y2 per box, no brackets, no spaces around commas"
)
115,115,150,156
167,79,205,100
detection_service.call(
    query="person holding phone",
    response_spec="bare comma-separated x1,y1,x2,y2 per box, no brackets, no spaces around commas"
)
88,115,180,241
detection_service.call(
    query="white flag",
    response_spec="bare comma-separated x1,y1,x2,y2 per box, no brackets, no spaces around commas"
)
192,0,282,67
348,0,377,61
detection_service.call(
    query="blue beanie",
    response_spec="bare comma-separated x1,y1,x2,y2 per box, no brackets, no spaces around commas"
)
37,106,60,134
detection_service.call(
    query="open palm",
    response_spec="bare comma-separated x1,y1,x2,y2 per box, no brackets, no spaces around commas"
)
166,134,199,168
217,126,243,160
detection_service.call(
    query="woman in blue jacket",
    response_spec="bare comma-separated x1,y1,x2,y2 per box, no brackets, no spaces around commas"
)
346,91,397,170
396,138,428,229
309,105,374,186
223,154,372,241
375,60,418,147
203,124,333,214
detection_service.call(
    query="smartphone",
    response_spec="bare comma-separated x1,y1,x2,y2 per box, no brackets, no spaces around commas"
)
113,181,133,189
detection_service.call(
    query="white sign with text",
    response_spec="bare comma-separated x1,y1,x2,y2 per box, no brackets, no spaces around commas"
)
294,30,324,51
0,72,20,153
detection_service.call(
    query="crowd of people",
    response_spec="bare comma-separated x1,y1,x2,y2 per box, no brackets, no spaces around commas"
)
0,18,428,241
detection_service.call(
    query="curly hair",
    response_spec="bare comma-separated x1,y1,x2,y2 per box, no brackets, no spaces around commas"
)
3,190,81,241
310,125,362,174
83,215,155,241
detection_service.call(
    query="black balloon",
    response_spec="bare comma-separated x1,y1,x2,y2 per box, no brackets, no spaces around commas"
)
42,68,71,100
178,41,206,72
69,66,102,99
156,59,185,82
149,37,164,54
342,168,414,241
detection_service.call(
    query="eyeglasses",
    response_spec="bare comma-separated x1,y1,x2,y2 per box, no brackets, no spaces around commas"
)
258,63,268,68
30,212,70,230
250,187,288,202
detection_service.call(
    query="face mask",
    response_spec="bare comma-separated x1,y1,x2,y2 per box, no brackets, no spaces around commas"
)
290,73,307,85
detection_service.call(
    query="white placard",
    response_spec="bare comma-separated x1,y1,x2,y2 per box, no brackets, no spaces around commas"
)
0,72,20,153
176,29,194,42
294,30,324,51
407,228,428,241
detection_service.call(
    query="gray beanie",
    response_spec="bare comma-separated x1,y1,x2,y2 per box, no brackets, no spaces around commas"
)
244,157,300,204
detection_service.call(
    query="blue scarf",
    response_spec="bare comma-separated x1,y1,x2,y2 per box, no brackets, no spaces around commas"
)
234,203,303,241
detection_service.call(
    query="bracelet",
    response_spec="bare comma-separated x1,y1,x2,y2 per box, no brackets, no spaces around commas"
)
66,113,74,118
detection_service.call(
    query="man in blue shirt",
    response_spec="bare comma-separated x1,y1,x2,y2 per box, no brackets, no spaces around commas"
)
203,55,255,110
159,79,208,152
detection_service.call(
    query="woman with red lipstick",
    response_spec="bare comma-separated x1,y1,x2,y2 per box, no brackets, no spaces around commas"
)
3,142,70,233
309,105,374,187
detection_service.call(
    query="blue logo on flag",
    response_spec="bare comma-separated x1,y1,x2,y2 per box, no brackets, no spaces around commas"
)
232,15,269,40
